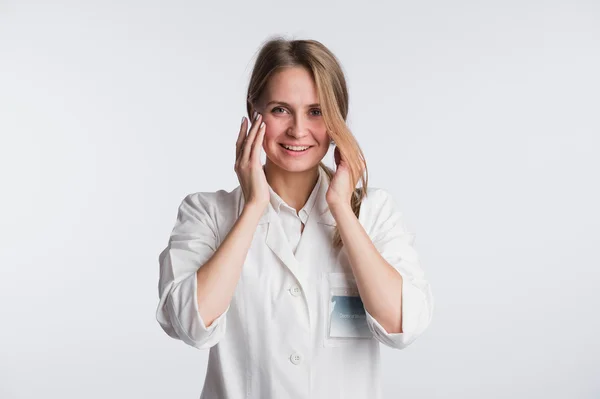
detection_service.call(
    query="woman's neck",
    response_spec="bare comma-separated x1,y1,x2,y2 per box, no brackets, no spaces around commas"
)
264,161,320,213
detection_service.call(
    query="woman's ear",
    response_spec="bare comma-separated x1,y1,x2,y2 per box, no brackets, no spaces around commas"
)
247,100,256,118
250,99,263,116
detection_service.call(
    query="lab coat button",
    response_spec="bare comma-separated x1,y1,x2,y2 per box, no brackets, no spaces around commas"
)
289,352,302,365
290,285,302,297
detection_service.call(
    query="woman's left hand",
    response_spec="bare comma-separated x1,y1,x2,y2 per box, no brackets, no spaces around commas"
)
326,146,363,209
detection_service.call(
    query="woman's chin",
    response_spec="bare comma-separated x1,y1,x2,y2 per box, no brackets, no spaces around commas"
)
266,156,321,174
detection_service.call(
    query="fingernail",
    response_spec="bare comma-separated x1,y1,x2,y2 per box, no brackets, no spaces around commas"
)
252,111,257,120
241,116,245,125
260,121,265,129
255,112,260,121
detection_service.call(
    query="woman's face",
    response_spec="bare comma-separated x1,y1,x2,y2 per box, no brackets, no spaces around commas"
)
256,67,330,173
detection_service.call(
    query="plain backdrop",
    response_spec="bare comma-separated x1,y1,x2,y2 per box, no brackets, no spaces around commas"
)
1,1,599,398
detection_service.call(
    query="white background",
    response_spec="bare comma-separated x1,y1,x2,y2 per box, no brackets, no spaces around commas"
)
1,1,599,398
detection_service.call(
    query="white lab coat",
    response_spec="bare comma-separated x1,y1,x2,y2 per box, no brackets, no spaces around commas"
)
156,165,434,399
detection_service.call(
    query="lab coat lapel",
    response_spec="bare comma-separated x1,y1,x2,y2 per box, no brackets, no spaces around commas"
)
263,166,335,284
236,183,303,283
261,165,338,285
264,205,305,284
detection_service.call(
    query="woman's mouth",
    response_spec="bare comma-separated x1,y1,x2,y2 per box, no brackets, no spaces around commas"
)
280,144,311,156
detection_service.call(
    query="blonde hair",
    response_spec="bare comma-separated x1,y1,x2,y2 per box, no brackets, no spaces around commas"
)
246,36,368,248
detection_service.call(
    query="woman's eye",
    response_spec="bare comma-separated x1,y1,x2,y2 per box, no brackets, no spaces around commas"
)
271,107,321,116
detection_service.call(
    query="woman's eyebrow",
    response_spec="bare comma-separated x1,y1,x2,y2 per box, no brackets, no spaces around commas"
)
265,100,321,108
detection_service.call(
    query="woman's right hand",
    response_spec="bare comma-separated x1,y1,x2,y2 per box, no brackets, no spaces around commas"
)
235,112,270,211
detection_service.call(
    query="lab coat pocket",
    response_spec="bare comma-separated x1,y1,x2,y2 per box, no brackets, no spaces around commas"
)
322,272,373,348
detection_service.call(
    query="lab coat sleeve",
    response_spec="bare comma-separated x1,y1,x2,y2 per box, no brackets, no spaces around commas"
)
156,193,229,350
362,188,434,350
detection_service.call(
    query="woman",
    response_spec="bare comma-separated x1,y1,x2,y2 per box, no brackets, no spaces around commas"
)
156,37,434,399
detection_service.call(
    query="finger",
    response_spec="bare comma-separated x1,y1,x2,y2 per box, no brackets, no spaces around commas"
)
242,113,262,162
250,120,266,162
236,117,248,159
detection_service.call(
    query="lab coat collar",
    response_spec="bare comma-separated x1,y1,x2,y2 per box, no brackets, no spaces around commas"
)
225,166,340,330
234,165,336,297
265,165,334,310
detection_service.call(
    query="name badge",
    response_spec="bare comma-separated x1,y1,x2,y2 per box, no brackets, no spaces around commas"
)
328,288,372,339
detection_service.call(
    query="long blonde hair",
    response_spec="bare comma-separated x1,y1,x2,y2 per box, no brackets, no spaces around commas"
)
246,36,368,248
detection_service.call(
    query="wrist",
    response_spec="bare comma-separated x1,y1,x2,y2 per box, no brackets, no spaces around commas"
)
242,201,268,218
328,201,353,218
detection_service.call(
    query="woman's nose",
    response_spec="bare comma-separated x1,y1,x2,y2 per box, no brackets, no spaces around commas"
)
287,116,309,138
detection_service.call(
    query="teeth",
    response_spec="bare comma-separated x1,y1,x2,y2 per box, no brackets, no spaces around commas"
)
283,145,309,151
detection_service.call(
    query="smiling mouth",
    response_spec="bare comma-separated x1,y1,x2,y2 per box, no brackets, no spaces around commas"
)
280,144,311,152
